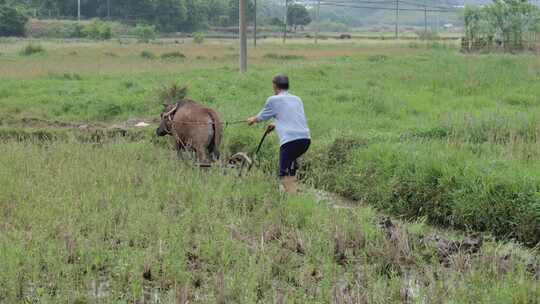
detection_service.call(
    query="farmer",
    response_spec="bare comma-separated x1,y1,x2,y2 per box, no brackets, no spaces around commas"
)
247,75,311,194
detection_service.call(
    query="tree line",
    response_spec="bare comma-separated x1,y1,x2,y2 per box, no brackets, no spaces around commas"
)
0,0,314,34
4,0,258,32
463,0,540,51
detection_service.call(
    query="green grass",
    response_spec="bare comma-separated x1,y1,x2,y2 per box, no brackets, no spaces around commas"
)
0,39,539,302
0,141,538,302
3,40,538,242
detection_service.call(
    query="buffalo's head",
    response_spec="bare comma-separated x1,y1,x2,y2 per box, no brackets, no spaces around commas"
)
156,103,178,137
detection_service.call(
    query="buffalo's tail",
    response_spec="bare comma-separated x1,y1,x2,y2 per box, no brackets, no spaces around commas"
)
205,108,223,160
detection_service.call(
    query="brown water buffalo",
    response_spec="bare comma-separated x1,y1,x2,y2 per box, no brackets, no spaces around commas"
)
156,99,222,166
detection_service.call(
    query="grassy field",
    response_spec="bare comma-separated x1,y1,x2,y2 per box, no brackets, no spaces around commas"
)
0,38,539,302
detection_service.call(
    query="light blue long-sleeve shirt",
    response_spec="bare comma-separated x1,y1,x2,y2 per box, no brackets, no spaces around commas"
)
256,91,311,146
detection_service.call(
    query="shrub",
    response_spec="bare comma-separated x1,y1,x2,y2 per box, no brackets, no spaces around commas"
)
27,20,82,38
416,30,439,41
193,32,205,44
140,50,157,59
269,17,284,27
69,23,85,38
160,51,185,59
217,15,230,27
135,24,156,43
83,20,113,40
19,43,45,56
0,5,28,37
367,54,389,63
317,21,348,33
27,20,127,39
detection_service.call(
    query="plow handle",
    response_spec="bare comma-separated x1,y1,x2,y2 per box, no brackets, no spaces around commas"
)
248,127,273,172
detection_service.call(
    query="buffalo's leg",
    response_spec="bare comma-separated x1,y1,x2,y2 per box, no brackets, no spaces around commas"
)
175,140,188,160
210,146,220,161
195,146,211,168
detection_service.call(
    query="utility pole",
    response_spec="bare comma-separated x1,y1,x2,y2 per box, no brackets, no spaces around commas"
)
77,0,81,21
283,0,288,44
239,0,247,73
254,0,257,47
395,0,399,40
424,1,427,35
315,0,321,44
107,0,111,19
436,0,440,33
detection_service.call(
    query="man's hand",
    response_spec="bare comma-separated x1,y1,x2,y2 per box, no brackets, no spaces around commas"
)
247,116,258,126
266,123,275,133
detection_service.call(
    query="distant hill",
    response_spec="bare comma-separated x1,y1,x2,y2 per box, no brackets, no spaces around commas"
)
307,0,467,29
274,0,523,31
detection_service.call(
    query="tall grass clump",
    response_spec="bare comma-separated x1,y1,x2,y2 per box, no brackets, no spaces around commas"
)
304,138,540,246
19,43,45,56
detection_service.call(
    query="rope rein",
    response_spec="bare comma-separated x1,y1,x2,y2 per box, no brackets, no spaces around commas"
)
162,103,246,129
171,120,246,126
161,113,245,136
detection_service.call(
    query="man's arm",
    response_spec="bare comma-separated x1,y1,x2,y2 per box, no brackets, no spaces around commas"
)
247,99,274,125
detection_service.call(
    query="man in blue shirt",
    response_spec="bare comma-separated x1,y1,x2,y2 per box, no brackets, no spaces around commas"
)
247,75,311,194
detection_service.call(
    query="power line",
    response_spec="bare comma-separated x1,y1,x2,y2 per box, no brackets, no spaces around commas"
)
304,0,457,9
320,0,459,12
399,0,456,10
317,0,459,11
319,1,459,13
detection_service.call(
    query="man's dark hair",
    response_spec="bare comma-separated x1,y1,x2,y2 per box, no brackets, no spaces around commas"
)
272,74,289,90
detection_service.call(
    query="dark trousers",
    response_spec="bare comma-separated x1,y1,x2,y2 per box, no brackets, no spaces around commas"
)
279,138,311,176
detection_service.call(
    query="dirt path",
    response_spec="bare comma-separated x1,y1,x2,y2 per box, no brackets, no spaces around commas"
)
311,188,357,210
5,117,158,130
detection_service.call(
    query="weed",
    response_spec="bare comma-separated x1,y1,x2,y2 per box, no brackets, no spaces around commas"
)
103,51,118,57
159,83,188,104
367,54,389,62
